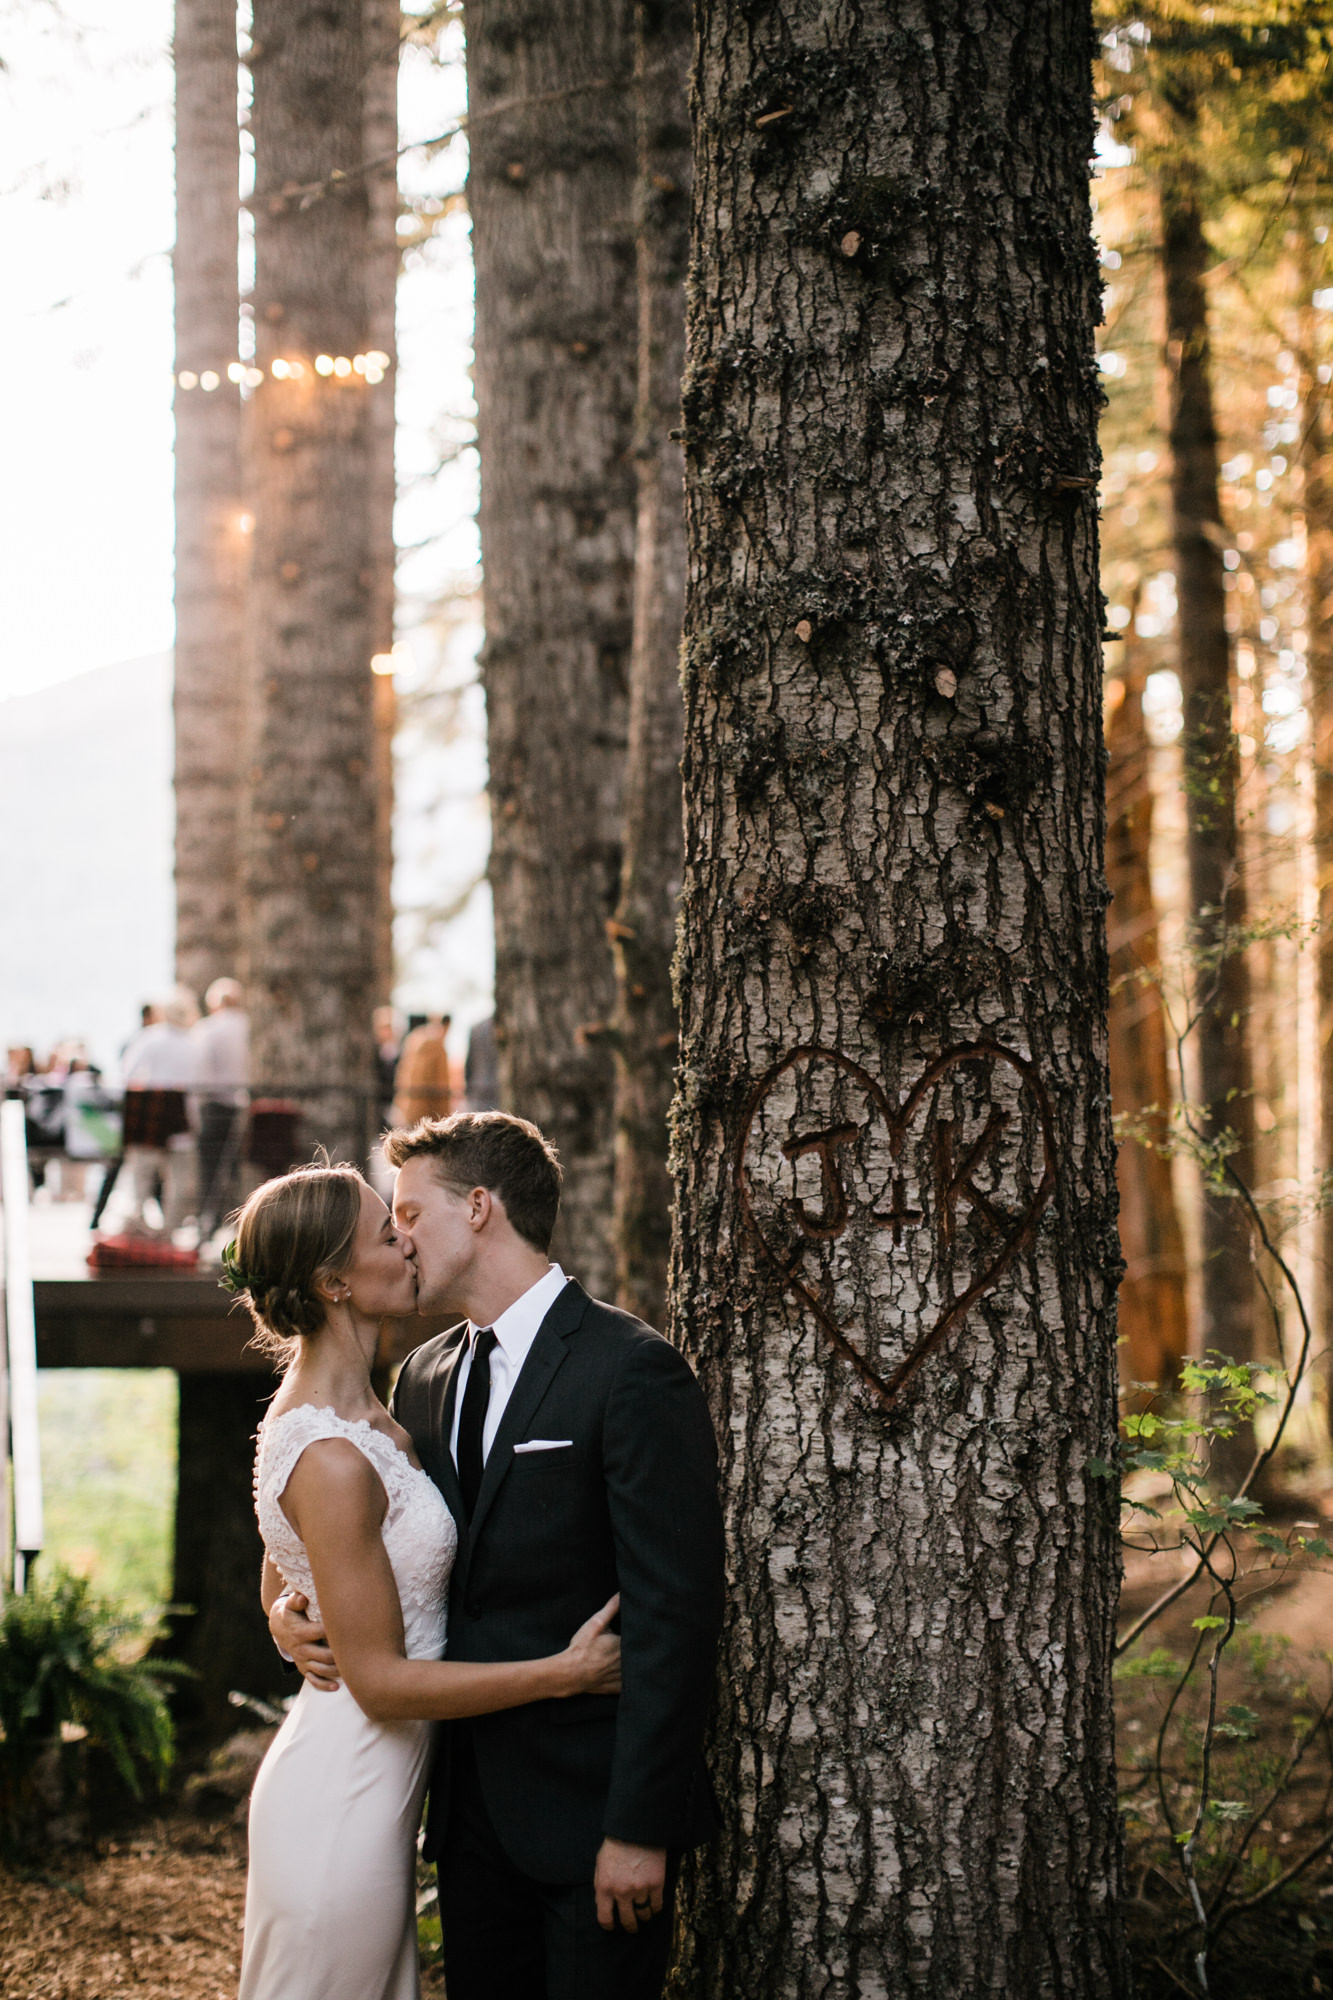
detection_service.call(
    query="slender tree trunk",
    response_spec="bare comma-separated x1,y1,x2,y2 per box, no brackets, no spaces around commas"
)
173,0,244,999
1299,267,1333,1431
670,3,1128,1993
240,0,399,1160
1106,613,1189,1394
611,0,691,1328
364,0,399,1011
1159,161,1258,1413
465,0,637,1301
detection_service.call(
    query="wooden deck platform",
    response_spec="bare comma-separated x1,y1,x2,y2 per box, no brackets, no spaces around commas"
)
27,1210,449,1374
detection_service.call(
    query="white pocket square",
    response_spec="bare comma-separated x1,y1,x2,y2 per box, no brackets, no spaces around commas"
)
513,1438,574,1454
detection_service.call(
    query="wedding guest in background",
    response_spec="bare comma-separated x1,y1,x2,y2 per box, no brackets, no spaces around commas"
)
393,1011,452,1126
121,986,199,1236
91,1002,166,1230
193,977,250,1244
463,1015,499,1112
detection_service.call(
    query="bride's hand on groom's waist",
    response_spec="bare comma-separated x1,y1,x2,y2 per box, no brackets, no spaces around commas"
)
559,1593,622,1697
270,1590,342,1692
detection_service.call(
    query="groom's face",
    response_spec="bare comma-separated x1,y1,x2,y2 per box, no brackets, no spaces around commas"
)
392,1155,478,1316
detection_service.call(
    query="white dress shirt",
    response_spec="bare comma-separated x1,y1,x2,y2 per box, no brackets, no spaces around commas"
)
191,1006,250,1104
449,1263,568,1468
121,1022,198,1091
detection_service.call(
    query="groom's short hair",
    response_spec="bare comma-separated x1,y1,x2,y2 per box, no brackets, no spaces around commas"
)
384,1111,563,1253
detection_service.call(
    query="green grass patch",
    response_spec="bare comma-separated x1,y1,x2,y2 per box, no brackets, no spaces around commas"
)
32,1371,177,1618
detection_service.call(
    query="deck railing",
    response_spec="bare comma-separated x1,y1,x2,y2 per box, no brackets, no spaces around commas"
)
1,1097,44,1591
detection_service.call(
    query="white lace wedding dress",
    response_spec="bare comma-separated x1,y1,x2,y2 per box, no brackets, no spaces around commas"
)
239,1406,458,2000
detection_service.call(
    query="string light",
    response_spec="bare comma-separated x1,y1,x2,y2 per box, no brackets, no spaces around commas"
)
370,640,412,678
173,351,392,390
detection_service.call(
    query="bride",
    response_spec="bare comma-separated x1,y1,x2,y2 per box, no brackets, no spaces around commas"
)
227,1162,621,2000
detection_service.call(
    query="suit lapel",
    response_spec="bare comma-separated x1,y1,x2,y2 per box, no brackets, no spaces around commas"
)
424,1325,468,1527
467,1279,589,1548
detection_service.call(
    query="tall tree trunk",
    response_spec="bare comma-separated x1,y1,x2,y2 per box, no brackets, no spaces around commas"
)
1106,611,1189,1394
670,3,1128,1994
611,0,691,1328
241,0,399,1161
465,0,637,1301
1159,161,1258,1428
173,0,244,1000
364,0,399,1012
1299,261,1333,1432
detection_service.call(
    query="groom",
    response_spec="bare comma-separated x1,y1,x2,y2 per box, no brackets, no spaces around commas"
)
272,1111,725,1999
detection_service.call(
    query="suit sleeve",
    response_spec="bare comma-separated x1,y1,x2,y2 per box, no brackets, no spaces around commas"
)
600,1336,725,1849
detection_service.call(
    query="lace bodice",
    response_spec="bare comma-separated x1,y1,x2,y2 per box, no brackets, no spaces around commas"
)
254,1406,457,1661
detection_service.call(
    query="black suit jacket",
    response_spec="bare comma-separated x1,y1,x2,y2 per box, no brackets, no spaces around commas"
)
391,1279,725,1883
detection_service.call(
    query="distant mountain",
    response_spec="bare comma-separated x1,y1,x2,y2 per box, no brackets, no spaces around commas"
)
0,655,174,1072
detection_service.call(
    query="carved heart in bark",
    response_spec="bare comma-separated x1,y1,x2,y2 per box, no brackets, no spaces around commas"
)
735,1042,1055,1413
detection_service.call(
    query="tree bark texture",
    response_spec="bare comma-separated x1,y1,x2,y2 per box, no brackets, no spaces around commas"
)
1299,290,1333,1430
241,0,399,1161
611,0,691,1329
466,0,637,1301
1159,166,1258,1383
670,5,1128,1995
164,1374,289,1741
174,0,245,1001
1106,623,1189,1393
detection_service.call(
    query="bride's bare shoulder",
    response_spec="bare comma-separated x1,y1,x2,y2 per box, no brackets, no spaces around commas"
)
280,1435,388,1534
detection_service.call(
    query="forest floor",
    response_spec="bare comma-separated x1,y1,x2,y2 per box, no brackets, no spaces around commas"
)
0,1734,448,2000
1117,1490,1333,1998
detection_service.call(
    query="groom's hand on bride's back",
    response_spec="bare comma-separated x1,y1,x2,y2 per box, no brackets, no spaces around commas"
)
270,1591,342,1692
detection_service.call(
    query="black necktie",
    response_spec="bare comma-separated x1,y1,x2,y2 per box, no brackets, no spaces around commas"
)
457,1327,497,1521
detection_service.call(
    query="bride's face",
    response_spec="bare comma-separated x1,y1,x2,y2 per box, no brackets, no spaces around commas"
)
337,1182,418,1318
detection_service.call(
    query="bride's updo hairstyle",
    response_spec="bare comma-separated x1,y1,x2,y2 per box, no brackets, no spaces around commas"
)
226,1163,364,1366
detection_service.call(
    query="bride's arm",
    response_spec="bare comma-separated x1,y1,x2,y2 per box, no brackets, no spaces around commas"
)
281,1440,620,1725
260,1554,286,1618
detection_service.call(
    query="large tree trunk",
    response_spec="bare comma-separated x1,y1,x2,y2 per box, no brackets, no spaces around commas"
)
173,0,244,1000
611,0,691,1328
670,4,1128,1994
1106,616,1189,1393
465,0,637,1301
240,0,399,1161
1159,162,1258,1415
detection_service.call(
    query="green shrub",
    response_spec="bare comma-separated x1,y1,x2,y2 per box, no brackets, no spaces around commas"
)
0,1568,186,1845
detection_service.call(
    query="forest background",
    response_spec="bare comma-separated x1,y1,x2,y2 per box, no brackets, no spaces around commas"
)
12,3,1333,1997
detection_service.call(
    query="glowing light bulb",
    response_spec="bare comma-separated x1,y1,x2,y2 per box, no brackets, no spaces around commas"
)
333,356,352,377
365,350,390,369
200,370,220,391
364,365,384,384
287,360,306,379
177,370,198,390
245,367,264,387
238,512,255,534
227,361,246,383
270,359,290,380
370,653,395,676
315,354,335,376
352,354,367,374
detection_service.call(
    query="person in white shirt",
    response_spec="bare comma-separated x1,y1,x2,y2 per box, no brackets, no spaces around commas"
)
121,986,199,1234
192,977,250,1242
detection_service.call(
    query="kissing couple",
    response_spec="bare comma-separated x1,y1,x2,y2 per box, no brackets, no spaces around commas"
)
231,1111,725,2000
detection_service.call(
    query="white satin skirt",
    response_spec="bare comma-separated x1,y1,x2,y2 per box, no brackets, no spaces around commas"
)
239,1680,435,2000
